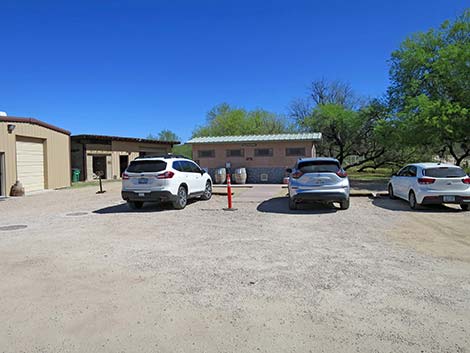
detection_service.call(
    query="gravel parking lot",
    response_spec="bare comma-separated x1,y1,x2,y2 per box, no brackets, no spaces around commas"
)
1,182,469,353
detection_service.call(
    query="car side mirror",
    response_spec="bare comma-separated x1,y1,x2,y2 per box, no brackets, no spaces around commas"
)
286,168,292,173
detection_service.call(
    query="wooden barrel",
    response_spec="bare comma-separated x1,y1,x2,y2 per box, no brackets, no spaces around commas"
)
233,168,247,184
214,168,226,184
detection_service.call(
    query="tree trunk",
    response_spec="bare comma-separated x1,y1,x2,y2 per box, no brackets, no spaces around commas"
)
448,143,470,166
344,148,386,170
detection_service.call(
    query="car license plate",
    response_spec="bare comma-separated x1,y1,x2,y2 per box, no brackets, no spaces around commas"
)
138,178,148,184
312,179,324,185
443,195,455,202
138,193,145,197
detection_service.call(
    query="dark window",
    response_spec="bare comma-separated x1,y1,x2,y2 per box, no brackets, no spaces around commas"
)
424,167,465,178
127,160,167,173
198,150,215,158
254,148,273,157
398,166,417,177
397,166,409,177
179,161,192,172
286,147,306,156
297,160,340,173
226,149,244,157
187,161,202,173
172,161,183,172
177,160,201,173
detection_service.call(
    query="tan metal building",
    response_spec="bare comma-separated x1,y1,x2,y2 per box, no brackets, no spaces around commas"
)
0,116,71,196
71,135,179,181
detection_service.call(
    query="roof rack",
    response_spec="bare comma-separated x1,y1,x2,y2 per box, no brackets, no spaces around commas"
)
138,154,192,160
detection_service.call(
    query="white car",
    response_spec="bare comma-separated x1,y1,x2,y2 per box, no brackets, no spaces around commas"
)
121,155,212,210
388,163,470,211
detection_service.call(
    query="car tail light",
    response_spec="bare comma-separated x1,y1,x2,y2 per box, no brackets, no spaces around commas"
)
157,171,175,179
462,177,470,184
291,171,303,179
122,173,129,180
418,177,435,185
336,169,348,178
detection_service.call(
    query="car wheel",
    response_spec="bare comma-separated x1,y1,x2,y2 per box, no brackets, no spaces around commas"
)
173,185,187,209
409,191,419,210
288,197,297,210
200,181,212,200
461,204,469,211
339,198,350,210
388,184,396,199
128,201,143,210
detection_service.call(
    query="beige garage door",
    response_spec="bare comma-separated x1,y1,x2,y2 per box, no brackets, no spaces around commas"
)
16,139,45,192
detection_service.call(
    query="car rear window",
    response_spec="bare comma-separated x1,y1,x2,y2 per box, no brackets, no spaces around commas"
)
298,160,340,173
127,160,167,173
424,167,466,178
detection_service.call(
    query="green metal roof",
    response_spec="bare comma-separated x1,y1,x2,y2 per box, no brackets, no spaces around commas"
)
187,133,321,144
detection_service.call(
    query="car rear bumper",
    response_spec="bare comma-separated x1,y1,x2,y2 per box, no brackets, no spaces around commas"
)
421,195,470,205
122,190,177,203
290,188,349,203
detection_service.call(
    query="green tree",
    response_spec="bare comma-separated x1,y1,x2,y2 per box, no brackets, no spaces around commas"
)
289,79,364,123
147,130,191,158
291,79,396,169
354,101,429,171
300,104,361,165
193,103,293,137
299,102,391,169
172,144,192,158
388,10,470,165
147,129,180,142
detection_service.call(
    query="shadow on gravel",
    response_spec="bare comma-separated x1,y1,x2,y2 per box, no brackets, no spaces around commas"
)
372,197,463,213
350,180,388,192
93,200,197,214
257,197,337,215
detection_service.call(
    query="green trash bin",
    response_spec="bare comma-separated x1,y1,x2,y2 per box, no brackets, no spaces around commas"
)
72,169,80,183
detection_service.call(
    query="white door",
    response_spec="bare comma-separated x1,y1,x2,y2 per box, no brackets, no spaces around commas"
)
186,161,205,193
16,139,45,192
393,166,408,198
401,165,417,197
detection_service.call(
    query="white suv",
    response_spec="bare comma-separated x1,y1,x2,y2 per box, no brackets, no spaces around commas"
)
121,155,212,210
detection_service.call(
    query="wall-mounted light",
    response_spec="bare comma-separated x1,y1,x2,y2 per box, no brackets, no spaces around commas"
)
7,124,16,133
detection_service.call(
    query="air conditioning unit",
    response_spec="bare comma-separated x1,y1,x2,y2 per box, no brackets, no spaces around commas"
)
260,173,268,182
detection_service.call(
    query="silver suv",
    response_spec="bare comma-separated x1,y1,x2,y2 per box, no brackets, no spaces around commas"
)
287,157,350,210
122,155,213,210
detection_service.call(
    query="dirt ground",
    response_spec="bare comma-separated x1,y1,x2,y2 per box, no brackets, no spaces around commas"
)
0,182,469,353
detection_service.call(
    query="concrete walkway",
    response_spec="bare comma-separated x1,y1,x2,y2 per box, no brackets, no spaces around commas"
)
231,185,285,202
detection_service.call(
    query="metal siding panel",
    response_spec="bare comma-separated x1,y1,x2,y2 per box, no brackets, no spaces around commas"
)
187,133,322,144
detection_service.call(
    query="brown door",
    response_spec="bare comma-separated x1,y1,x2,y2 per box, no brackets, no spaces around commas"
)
92,156,107,179
119,155,129,177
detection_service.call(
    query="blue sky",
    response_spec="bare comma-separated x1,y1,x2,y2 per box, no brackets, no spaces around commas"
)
1,0,467,142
